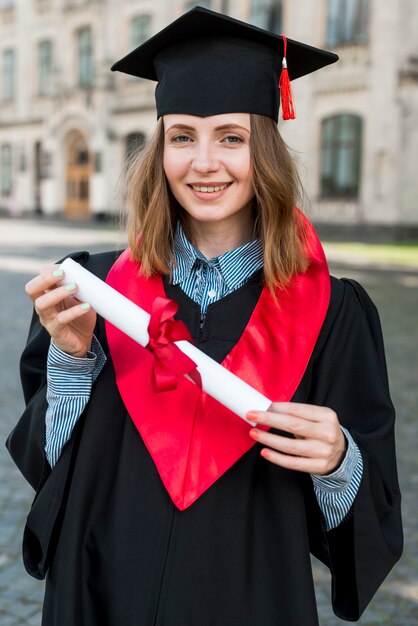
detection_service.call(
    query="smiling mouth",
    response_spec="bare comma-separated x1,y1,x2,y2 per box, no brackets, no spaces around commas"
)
189,183,232,193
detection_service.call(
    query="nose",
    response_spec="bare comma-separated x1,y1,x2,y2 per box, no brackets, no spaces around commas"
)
191,140,220,173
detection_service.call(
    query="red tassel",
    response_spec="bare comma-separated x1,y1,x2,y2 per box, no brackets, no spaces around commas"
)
279,35,296,120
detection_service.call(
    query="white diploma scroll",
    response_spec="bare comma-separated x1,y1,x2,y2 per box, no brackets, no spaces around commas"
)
60,258,272,423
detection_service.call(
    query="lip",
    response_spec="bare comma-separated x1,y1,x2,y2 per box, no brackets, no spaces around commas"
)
187,182,233,201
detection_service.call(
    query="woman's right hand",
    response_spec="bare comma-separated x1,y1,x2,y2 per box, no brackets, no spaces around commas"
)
25,265,97,358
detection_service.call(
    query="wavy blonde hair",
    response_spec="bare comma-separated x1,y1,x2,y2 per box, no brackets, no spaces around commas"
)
124,114,308,292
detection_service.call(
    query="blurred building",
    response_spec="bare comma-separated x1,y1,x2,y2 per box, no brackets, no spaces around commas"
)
0,0,417,234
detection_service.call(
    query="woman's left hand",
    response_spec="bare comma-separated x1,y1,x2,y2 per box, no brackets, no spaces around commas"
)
248,402,347,476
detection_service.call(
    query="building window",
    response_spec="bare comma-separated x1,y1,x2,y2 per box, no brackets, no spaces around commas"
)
326,0,369,47
19,146,26,171
320,115,362,199
77,27,93,88
250,0,282,33
38,40,53,96
1,144,12,196
2,49,15,101
184,0,211,10
131,15,151,48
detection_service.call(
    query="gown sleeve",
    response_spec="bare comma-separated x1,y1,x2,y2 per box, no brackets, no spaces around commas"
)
307,277,403,621
5,250,112,579
5,301,78,578
6,251,89,490
7,306,53,491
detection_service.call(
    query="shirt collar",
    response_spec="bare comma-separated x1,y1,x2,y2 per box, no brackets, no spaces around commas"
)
172,223,206,284
172,223,263,290
217,238,263,289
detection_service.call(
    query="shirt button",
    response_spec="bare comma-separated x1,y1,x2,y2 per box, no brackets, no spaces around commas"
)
208,289,217,298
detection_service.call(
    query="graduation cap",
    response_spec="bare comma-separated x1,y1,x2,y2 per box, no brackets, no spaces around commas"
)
111,6,338,122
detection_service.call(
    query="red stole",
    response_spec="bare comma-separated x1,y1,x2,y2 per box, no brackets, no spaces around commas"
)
105,217,330,510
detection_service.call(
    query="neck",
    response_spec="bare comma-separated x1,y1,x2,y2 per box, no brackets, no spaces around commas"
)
185,210,255,259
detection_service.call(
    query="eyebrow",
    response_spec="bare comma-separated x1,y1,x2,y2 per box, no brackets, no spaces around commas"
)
165,123,250,134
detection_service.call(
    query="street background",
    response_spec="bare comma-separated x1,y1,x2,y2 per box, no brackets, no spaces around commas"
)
0,217,417,625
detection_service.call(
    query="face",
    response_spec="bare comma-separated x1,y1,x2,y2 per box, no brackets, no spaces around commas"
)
163,113,255,240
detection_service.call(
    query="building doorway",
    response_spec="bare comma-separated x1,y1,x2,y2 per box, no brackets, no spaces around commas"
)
65,131,90,218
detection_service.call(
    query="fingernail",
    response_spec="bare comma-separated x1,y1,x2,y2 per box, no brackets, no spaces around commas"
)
247,411,259,422
53,268,64,277
65,283,76,292
249,428,259,439
80,303,90,311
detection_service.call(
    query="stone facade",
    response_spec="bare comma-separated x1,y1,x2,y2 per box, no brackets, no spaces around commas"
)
0,0,417,229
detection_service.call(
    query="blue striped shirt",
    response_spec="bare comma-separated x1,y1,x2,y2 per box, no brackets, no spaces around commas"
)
172,223,264,315
44,226,363,530
46,337,106,468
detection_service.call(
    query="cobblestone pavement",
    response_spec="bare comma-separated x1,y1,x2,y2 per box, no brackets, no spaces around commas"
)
1,217,417,625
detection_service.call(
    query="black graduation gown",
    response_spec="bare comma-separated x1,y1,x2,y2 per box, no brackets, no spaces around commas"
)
6,250,403,626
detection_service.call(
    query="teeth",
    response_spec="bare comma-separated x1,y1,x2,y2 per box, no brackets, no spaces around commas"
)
191,183,229,193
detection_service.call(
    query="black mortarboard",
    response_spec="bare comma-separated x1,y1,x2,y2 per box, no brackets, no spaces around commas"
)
111,6,338,122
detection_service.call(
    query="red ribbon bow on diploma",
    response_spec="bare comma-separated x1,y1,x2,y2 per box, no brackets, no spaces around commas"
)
146,296,201,392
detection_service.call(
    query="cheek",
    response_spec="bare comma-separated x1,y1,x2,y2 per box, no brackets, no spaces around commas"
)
163,150,187,184
238,163,254,195
231,151,252,184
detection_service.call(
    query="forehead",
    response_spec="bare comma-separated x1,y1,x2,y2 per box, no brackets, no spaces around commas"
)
163,113,251,132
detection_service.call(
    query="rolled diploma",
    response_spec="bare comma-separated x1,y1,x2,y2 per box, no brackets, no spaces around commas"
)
60,257,272,423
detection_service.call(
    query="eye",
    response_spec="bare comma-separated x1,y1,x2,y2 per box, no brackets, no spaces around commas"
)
222,135,244,144
171,134,192,143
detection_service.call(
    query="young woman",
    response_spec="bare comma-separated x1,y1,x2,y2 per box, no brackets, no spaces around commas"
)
7,7,402,626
